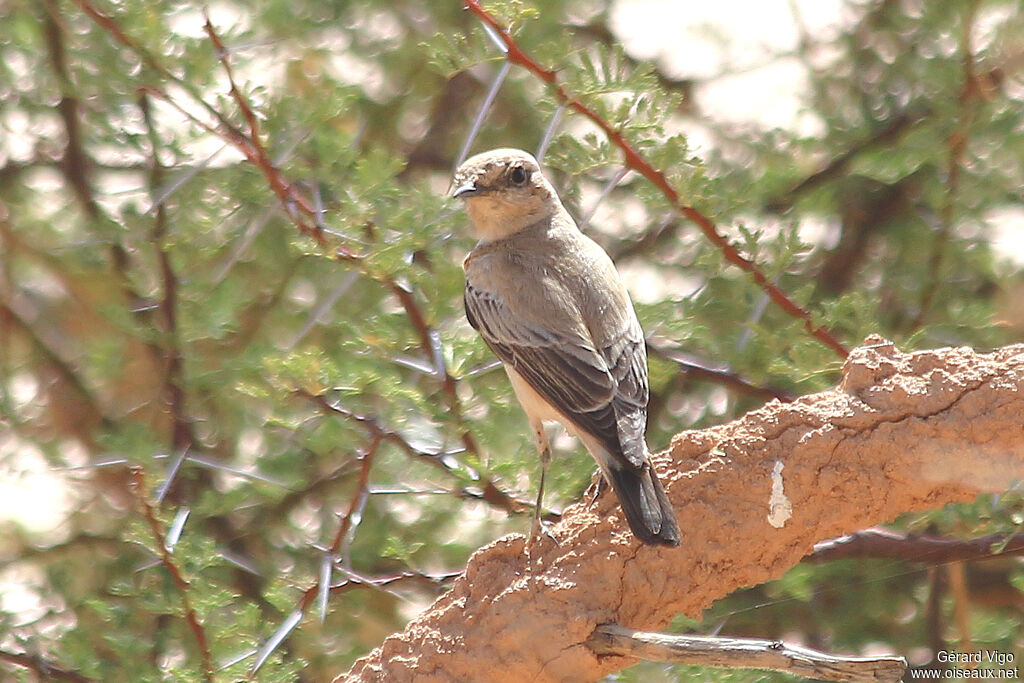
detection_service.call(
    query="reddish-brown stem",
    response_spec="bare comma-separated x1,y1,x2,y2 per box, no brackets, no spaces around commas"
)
387,280,483,457
71,0,327,248
201,18,326,248
329,436,382,555
74,0,525,526
463,0,848,358
205,18,486,464
129,469,214,682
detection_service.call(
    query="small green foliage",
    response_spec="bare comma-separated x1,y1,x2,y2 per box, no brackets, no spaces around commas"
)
423,31,496,78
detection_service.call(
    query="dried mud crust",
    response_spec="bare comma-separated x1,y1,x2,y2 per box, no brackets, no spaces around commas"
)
341,337,1024,683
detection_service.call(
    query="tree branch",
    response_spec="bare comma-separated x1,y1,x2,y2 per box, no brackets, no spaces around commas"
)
296,389,532,517
585,624,906,683
339,337,1024,681
808,527,1024,564
0,650,94,683
129,468,214,682
647,339,797,403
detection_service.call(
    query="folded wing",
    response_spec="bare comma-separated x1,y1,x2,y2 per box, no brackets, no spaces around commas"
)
464,281,648,467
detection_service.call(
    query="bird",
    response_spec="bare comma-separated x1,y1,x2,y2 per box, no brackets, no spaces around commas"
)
451,147,681,547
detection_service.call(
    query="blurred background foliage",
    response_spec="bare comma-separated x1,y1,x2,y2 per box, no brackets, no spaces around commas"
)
1,0,1023,680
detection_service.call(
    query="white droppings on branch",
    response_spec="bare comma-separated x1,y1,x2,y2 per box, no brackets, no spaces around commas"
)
767,460,792,528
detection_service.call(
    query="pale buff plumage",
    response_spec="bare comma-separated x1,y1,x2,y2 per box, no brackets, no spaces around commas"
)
452,148,680,546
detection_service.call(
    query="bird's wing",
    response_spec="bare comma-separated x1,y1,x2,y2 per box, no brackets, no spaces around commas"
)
465,280,646,465
600,324,649,466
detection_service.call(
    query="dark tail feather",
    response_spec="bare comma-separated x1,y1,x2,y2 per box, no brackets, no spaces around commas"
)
605,462,681,546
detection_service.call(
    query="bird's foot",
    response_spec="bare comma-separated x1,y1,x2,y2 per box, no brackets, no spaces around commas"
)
526,517,559,562
584,470,606,508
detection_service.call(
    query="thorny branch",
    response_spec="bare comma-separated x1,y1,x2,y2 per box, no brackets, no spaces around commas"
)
253,432,461,676
197,15,501,511
463,0,849,359
139,92,195,501
328,435,382,558
294,568,463,616
296,389,531,517
70,0,327,248
385,279,485,462
68,1,827,528
251,437,386,673
69,1,523,516
128,468,214,683
199,13,327,248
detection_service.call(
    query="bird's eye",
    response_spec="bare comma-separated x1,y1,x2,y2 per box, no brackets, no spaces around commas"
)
509,165,528,186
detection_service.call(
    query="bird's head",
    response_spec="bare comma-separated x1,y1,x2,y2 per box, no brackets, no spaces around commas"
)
452,148,560,241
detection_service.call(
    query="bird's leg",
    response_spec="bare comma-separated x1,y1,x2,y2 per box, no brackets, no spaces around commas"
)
584,468,606,508
530,445,550,543
527,419,557,553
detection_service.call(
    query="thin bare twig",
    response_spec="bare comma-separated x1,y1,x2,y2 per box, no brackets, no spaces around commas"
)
463,0,848,359
647,340,797,402
586,624,906,683
764,107,930,214
580,166,629,230
808,527,1024,564
308,569,463,619
535,104,564,162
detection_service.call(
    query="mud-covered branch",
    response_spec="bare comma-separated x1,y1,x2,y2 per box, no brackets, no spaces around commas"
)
340,337,1024,682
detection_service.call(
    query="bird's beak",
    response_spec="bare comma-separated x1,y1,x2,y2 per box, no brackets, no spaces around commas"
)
452,181,480,199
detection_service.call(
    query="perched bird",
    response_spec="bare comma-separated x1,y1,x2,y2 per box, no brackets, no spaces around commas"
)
452,148,681,546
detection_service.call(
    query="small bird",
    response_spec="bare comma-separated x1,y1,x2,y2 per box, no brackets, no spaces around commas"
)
452,148,681,546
